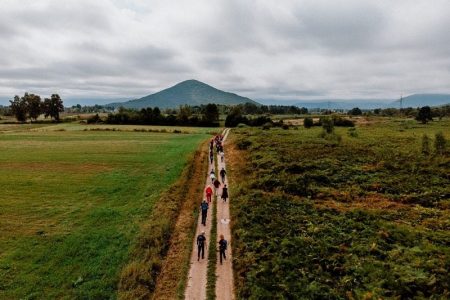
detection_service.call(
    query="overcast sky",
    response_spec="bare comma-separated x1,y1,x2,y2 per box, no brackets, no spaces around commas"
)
1,0,449,105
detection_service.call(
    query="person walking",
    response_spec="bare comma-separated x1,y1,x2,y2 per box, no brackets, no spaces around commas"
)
197,231,207,261
221,184,228,202
219,167,227,183
205,186,213,203
200,200,209,226
220,151,225,163
218,234,227,264
209,150,214,164
210,169,216,184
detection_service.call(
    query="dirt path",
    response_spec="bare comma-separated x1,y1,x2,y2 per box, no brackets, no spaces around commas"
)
214,128,235,300
184,139,216,300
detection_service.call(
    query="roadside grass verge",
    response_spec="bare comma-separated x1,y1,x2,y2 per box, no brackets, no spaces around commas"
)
148,140,209,300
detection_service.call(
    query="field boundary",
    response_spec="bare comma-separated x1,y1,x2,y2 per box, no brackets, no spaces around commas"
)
117,140,209,300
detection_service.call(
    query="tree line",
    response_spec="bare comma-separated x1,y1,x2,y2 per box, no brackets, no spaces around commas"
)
8,93,64,122
91,104,221,127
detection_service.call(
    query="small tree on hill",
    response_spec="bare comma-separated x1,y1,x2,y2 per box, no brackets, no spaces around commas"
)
303,117,313,128
9,95,28,122
434,132,446,155
416,106,432,124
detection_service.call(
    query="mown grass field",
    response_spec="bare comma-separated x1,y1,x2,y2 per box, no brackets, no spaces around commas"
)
228,118,449,299
0,124,210,299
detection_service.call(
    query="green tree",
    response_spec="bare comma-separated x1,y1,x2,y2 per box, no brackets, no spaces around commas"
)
303,117,313,128
43,94,64,121
9,95,28,122
349,107,362,115
434,132,446,155
24,93,42,121
203,103,219,124
177,105,192,123
421,134,430,155
416,106,432,124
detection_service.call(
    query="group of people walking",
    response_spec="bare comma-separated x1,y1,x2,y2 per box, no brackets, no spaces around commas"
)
197,134,229,265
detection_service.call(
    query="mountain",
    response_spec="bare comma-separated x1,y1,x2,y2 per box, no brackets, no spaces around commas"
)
388,94,450,108
107,80,259,109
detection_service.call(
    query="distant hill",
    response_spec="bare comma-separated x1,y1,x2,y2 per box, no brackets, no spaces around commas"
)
388,94,450,108
259,94,450,110
108,80,259,109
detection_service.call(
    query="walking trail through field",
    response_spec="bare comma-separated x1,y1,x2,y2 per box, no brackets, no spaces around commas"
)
184,128,234,300
214,128,234,300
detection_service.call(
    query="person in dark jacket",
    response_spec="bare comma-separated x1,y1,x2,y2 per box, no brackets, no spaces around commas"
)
219,167,226,183
218,234,227,264
200,200,209,225
221,184,228,202
197,231,207,261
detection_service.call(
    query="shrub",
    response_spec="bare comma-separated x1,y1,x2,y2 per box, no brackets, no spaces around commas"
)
321,117,334,133
304,117,314,129
422,134,430,155
332,116,355,127
347,127,358,137
87,113,103,124
434,132,446,154
237,140,252,150
262,122,273,130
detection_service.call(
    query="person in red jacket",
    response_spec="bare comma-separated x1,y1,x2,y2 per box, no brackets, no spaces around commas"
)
205,186,213,203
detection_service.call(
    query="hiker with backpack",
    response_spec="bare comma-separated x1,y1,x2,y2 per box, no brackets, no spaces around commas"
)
197,231,207,261
200,200,209,226
218,234,228,264
221,184,228,202
219,167,226,183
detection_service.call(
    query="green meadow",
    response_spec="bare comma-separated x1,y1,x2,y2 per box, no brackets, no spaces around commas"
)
0,124,209,299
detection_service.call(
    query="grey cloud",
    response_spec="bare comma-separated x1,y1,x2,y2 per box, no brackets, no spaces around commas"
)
0,0,449,104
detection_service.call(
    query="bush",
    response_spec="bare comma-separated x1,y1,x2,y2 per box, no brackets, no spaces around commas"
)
304,117,314,129
434,132,446,154
262,122,273,130
347,127,358,137
237,140,252,150
332,116,355,127
321,117,334,133
422,134,430,155
87,114,102,124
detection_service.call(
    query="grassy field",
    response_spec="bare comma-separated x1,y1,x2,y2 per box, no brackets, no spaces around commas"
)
0,124,210,299
227,117,449,299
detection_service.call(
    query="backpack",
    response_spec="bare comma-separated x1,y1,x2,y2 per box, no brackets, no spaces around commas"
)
220,239,227,250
